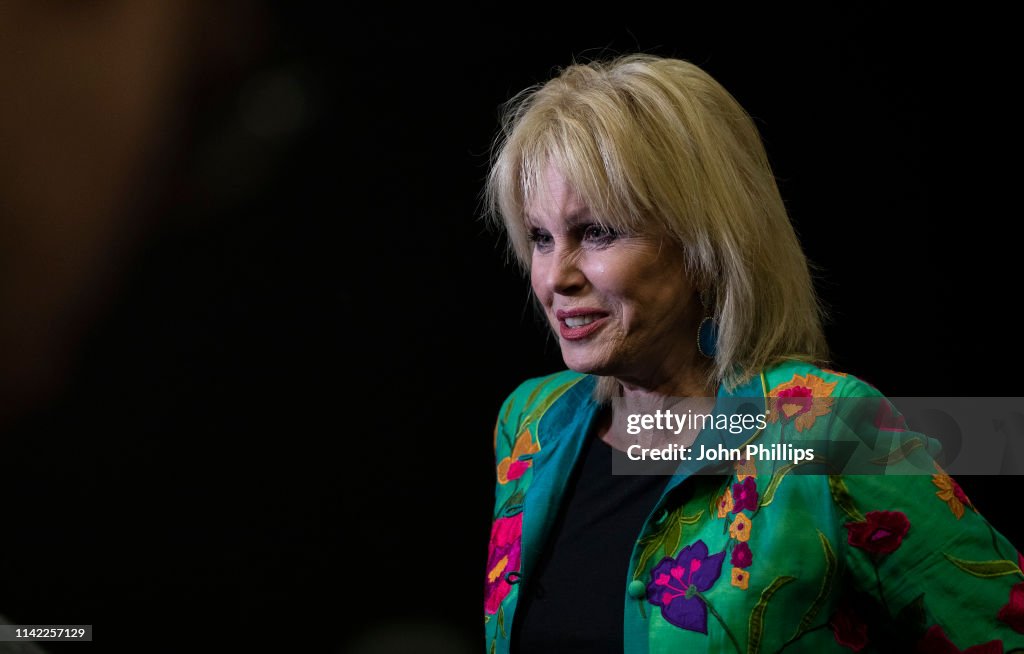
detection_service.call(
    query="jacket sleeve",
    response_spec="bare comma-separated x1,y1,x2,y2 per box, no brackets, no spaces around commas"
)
825,381,1024,651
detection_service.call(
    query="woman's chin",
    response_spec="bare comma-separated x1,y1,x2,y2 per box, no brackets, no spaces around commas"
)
561,356,613,377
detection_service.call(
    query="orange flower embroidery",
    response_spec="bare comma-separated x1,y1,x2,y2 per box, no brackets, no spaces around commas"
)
735,457,757,482
820,368,848,378
767,373,838,432
497,429,540,485
731,567,750,590
717,489,734,518
729,513,752,542
932,462,974,519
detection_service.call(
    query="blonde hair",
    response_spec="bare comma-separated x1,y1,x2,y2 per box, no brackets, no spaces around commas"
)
484,53,829,397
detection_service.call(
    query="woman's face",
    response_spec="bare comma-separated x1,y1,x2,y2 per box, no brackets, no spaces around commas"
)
527,166,704,391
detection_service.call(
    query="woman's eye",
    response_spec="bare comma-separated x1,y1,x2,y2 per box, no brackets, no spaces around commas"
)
527,228,553,250
583,224,618,243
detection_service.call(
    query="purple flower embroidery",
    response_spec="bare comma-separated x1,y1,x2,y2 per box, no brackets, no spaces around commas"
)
647,540,726,633
731,542,753,568
732,477,759,513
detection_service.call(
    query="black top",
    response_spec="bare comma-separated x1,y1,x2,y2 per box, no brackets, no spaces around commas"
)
511,433,667,653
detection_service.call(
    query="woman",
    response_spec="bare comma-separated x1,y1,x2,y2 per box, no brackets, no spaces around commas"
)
481,54,1024,653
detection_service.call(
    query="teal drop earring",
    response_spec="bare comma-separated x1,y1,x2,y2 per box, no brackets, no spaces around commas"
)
697,291,718,358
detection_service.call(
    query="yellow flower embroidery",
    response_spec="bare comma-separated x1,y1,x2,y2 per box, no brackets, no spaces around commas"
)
932,461,974,519
497,429,540,485
767,373,838,432
729,513,752,542
487,555,509,583
735,457,757,482
717,489,734,518
731,567,750,590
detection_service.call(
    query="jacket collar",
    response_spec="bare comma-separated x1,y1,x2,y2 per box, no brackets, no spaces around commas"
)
660,370,767,496
519,371,767,579
519,374,599,582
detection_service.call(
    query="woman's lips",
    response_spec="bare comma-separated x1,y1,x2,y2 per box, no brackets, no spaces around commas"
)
555,309,608,340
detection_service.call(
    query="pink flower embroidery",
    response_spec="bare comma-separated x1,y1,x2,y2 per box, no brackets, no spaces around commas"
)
997,580,1024,634
731,477,759,513
915,625,1003,653
828,602,869,652
484,513,523,614
496,430,539,485
845,511,910,554
767,373,837,432
874,399,907,432
730,542,753,568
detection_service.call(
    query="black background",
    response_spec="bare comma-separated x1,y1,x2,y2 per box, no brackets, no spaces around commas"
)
1,6,1018,653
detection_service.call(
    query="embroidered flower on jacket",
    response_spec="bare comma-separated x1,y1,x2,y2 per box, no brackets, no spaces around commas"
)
496,429,540,485
874,399,907,432
828,601,869,652
997,580,1024,634
729,513,752,542
845,510,910,554
767,373,838,432
484,513,523,614
820,368,849,378
731,477,759,513
932,462,974,519
730,567,749,590
730,541,753,568
717,489,734,518
915,624,1004,653
735,457,757,481
646,540,726,633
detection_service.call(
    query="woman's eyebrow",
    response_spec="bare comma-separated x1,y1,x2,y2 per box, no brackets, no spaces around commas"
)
563,208,594,225
523,207,593,230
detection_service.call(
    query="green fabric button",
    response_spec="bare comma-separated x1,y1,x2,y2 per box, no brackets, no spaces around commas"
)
628,580,647,599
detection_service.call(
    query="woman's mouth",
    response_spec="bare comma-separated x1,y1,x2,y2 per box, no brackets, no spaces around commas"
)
564,315,600,328
556,309,608,340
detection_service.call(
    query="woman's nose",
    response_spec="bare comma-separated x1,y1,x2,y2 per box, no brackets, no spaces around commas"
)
547,245,586,295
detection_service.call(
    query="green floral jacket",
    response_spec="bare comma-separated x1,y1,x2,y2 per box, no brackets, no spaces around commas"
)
484,360,1024,653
